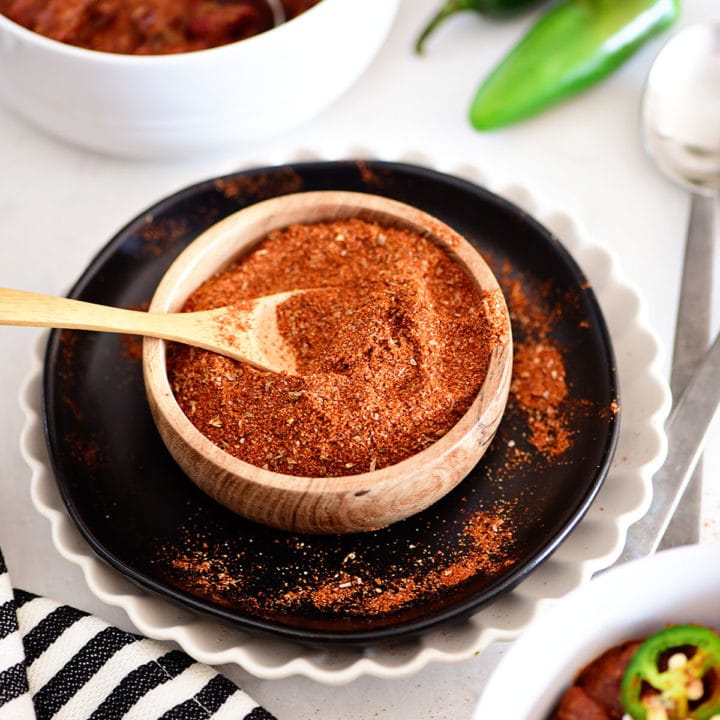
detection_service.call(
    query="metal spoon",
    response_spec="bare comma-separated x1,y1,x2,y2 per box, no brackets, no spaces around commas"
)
266,0,286,27
642,23,720,194
0,287,301,374
635,23,719,549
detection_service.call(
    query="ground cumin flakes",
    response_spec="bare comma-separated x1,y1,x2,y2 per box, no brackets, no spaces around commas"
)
167,218,509,477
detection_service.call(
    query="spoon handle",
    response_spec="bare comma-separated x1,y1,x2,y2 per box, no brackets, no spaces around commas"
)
659,194,716,548
0,287,198,343
619,329,720,563
0,287,299,372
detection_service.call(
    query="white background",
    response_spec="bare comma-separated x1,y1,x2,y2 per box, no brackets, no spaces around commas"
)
1,0,720,717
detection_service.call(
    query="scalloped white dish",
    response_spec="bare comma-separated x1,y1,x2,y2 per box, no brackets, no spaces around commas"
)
19,156,670,683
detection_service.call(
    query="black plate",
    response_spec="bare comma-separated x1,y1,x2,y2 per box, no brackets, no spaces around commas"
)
43,160,619,645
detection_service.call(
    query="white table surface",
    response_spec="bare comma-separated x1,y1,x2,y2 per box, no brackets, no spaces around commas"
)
2,1,720,717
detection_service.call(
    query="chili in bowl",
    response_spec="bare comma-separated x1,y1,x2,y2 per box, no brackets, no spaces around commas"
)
473,544,720,719
0,0,320,55
550,623,720,719
143,190,513,534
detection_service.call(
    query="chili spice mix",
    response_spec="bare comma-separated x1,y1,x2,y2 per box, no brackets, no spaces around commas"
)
167,216,510,478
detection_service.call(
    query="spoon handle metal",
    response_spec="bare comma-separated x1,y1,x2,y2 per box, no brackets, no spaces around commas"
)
670,196,716,393
659,194,716,548
619,329,720,563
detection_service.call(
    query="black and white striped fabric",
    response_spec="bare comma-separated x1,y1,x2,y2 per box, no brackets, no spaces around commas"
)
0,550,276,720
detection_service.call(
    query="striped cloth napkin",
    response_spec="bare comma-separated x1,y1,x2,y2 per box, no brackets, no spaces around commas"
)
0,550,276,720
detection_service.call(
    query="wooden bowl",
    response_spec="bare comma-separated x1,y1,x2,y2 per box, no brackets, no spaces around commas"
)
143,191,512,534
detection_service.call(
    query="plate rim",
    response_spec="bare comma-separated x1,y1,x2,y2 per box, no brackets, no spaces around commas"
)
19,153,671,682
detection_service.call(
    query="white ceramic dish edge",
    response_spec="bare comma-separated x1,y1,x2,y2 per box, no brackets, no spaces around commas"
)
0,0,400,158
18,153,671,684
473,543,720,718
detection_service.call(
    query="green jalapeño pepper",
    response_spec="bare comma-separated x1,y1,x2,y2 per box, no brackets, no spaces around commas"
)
469,0,680,131
415,0,544,55
621,625,720,720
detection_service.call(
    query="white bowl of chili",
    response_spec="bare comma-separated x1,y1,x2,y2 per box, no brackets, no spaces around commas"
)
474,543,720,718
142,190,513,534
0,0,399,158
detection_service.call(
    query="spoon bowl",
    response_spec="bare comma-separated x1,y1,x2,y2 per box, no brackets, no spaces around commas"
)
642,23,720,194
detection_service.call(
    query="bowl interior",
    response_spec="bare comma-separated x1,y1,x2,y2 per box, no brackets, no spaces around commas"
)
145,190,510,481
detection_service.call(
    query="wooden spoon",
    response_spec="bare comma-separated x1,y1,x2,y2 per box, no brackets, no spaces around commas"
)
0,287,300,374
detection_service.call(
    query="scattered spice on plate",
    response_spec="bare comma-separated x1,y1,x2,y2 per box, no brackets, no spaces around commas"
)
166,217,510,477
164,506,517,621
501,275,573,458
157,259,591,625
212,168,304,201
49,165,620,636
57,203,615,629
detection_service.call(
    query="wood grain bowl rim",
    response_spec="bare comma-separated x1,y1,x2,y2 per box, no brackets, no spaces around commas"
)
142,191,513,531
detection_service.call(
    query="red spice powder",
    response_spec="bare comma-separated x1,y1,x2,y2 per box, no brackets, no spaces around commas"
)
501,276,573,458
276,511,515,617
212,168,304,201
166,507,517,620
511,341,571,457
167,218,509,477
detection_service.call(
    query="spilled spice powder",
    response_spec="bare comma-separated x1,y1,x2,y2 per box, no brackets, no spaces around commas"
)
49,165,621,636
511,341,570,457
212,167,304,201
501,275,573,458
277,510,515,617
167,218,509,477
163,506,517,622
136,217,190,259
